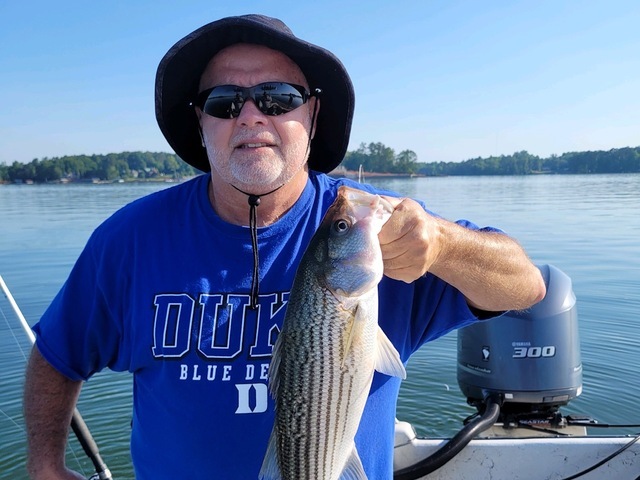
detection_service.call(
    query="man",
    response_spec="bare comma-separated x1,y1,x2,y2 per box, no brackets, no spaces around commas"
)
24,15,545,479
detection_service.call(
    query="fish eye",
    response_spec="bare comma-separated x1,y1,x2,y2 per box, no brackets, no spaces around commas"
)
332,218,351,235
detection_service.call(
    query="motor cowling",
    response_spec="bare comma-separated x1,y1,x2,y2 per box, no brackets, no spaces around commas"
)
457,264,582,412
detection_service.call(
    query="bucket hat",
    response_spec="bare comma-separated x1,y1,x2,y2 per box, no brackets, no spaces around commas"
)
155,14,355,173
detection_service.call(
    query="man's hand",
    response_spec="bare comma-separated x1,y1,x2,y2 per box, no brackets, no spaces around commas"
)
378,196,440,283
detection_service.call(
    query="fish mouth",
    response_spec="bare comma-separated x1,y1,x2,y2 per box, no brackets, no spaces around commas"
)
341,189,394,227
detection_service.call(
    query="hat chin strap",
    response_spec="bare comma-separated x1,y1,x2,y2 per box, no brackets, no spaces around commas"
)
230,183,283,310
229,92,320,309
306,88,321,162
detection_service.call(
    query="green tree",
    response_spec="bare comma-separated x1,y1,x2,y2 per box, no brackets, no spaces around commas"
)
366,142,395,172
35,159,62,182
394,150,418,173
342,143,370,171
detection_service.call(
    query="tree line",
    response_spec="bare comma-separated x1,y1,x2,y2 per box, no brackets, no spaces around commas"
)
0,152,197,183
419,147,640,176
1,145,639,183
344,143,640,176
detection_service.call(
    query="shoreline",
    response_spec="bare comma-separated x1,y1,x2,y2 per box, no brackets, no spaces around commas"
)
0,176,193,186
328,170,423,180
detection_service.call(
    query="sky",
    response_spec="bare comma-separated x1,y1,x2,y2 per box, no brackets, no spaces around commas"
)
1,0,639,165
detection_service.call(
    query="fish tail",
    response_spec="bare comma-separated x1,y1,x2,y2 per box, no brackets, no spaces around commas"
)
258,428,282,480
339,443,368,479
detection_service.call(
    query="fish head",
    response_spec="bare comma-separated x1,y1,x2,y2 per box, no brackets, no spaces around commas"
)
313,186,394,299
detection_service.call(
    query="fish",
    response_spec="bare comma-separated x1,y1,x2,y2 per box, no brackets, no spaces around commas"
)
259,185,407,480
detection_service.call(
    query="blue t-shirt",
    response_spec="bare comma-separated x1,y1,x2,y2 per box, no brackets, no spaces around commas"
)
34,172,487,479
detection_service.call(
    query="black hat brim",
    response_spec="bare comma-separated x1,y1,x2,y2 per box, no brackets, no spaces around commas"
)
155,15,355,173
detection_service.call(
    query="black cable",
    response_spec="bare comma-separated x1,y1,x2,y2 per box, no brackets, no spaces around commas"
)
559,432,640,480
394,396,501,480
570,422,640,429
512,417,640,477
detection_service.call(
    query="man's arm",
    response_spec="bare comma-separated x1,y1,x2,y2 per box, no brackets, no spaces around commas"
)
23,346,85,480
379,197,546,312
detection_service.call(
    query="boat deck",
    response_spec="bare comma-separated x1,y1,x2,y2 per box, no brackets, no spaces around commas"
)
393,421,640,479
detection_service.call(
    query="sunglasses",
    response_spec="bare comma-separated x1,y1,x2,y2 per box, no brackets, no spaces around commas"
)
193,82,319,119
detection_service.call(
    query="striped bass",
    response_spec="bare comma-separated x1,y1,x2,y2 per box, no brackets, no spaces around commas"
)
259,186,407,480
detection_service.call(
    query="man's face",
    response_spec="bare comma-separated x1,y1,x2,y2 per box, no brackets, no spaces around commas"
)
197,43,316,194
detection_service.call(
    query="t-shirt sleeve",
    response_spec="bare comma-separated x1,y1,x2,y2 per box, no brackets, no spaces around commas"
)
33,227,130,381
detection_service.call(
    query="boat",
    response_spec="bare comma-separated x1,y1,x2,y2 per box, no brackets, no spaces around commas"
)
3,266,639,479
392,264,640,479
393,423,640,479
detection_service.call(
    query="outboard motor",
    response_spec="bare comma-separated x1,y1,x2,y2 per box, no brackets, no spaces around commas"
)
457,264,582,417
394,265,583,480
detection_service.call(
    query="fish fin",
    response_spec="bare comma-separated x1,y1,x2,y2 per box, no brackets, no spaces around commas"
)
339,443,368,480
374,326,407,379
342,306,359,367
258,428,282,480
268,331,283,398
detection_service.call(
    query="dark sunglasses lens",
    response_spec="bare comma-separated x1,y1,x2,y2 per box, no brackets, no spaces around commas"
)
202,86,244,118
255,83,306,116
198,83,308,118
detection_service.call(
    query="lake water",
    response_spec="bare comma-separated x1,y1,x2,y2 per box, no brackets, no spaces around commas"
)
1,174,639,479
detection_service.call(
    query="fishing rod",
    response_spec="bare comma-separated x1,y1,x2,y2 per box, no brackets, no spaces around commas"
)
0,274,113,480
